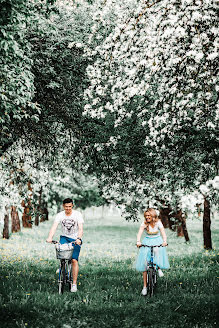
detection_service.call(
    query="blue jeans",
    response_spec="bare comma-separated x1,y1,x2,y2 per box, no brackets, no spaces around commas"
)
59,235,82,261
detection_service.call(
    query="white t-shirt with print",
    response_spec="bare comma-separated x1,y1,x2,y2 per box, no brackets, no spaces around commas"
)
141,220,164,236
55,210,84,239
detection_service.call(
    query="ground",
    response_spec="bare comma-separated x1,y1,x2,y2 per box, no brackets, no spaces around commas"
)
0,211,218,328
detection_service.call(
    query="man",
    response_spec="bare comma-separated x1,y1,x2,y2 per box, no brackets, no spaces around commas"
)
46,198,84,292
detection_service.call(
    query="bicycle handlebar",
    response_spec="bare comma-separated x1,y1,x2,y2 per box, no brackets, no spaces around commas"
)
50,240,77,245
138,244,168,247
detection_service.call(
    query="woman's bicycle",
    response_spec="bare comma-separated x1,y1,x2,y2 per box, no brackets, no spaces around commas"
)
139,244,167,297
52,240,75,294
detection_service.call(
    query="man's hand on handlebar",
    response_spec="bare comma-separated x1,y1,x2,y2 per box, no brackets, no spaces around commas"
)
75,238,82,245
46,238,53,243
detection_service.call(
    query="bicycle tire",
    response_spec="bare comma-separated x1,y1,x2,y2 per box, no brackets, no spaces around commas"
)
148,268,154,297
58,261,65,294
67,260,72,291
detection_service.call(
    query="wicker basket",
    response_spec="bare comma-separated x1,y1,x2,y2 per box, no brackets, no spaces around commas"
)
55,243,74,260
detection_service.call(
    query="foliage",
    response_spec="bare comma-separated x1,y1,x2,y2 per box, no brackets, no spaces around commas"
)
80,0,219,215
0,0,59,154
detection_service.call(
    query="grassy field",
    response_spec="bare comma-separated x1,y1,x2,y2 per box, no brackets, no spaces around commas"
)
0,212,218,328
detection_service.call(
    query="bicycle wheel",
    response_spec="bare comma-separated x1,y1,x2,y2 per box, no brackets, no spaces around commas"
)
58,260,65,294
67,260,72,291
153,267,157,286
147,268,154,297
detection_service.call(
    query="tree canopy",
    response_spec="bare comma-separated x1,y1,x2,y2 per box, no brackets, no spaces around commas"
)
0,0,218,222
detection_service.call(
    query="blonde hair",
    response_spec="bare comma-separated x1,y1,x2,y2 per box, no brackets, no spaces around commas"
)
144,208,158,232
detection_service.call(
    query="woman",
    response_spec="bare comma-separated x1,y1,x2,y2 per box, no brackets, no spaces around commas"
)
136,208,170,295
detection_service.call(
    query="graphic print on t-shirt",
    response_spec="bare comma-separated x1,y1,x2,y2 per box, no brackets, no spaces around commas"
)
62,218,77,236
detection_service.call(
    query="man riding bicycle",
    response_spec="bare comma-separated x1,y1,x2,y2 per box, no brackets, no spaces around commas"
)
46,198,84,292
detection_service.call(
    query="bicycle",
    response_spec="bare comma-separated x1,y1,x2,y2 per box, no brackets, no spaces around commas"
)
139,244,167,297
51,240,75,294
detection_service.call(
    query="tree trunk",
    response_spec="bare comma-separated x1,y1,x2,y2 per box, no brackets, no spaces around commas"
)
11,206,21,233
35,187,42,226
203,197,212,249
181,213,190,242
40,203,49,222
160,204,189,241
197,203,202,217
3,207,9,239
159,206,171,228
177,223,184,237
176,210,190,241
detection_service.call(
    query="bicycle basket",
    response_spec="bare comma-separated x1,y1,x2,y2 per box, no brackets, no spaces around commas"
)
55,243,74,260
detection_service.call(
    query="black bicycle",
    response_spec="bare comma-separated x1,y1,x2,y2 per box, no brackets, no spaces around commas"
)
139,244,166,297
52,240,75,294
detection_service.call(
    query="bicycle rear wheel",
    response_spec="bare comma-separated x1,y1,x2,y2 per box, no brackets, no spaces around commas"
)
58,260,65,294
147,268,154,297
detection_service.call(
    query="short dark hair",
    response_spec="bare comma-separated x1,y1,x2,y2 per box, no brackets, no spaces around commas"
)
63,198,73,205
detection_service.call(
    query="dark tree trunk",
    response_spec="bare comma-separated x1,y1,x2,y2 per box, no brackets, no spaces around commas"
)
176,210,190,241
35,187,42,226
159,207,170,228
177,222,184,237
203,197,212,249
11,206,21,233
22,202,32,228
40,203,49,222
159,204,189,242
3,207,9,239
181,213,190,242
159,205,175,230
197,203,202,217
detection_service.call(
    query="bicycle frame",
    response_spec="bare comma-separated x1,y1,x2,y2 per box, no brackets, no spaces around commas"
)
139,244,164,296
52,240,75,294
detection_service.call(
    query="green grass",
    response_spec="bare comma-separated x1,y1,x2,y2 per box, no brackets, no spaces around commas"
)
0,214,218,328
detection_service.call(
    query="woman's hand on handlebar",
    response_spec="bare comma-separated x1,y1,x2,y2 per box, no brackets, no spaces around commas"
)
136,241,142,247
46,238,53,243
162,242,168,246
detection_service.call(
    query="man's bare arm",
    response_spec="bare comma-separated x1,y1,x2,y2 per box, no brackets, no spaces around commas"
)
46,221,59,242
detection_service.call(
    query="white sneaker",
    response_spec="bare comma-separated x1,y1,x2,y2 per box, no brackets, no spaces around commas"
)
158,269,164,277
71,284,77,293
141,287,147,296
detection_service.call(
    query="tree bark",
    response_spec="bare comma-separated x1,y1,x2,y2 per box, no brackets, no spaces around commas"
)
159,207,170,228
176,210,190,241
159,205,176,230
11,206,21,233
3,207,9,239
159,205,189,241
181,213,190,242
40,203,49,222
203,197,212,249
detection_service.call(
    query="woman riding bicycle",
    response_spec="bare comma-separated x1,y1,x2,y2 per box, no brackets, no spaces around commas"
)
136,208,169,295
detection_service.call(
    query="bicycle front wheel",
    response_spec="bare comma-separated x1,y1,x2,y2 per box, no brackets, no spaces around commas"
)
147,268,154,297
58,261,65,294
67,260,72,291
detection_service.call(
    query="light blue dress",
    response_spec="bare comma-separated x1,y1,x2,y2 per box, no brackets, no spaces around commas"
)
136,220,170,271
